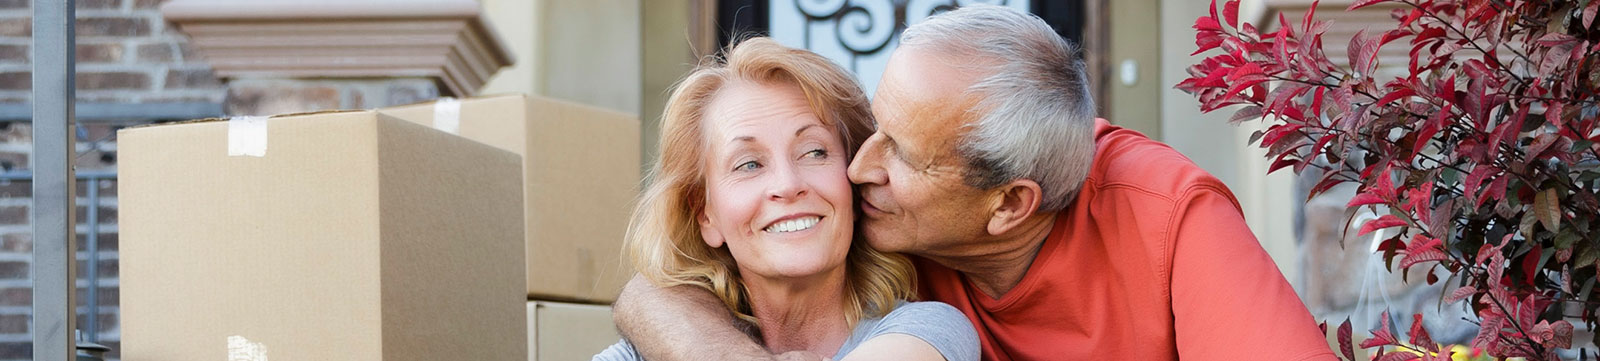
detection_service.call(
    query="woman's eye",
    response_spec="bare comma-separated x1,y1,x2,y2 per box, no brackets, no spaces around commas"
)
734,160,762,172
804,149,828,159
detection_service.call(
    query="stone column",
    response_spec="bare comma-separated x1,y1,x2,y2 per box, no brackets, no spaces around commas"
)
160,0,512,115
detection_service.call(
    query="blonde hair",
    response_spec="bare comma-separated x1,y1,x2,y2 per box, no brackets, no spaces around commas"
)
626,37,915,326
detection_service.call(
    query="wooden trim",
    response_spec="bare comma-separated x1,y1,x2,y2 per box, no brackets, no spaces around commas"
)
161,0,512,96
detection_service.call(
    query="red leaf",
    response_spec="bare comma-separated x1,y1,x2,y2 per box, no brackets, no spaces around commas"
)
1521,243,1543,286
1375,353,1420,361
1269,154,1300,174
1547,102,1566,128
1194,16,1223,33
1217,76,1268,109
1347,192,1388,208
1226,63,1263,81
1515,294,1538,332
1376,87,1416,106
1348,29,1370,74
1259,123,1303,147
1338,318,1356,360
1471,315,1503,351
1348,0,1389,11
1192,33,1226,55
1462,167,1494,202
1403,184,1432,222
1550,320,1574,349
1223,0,1240,30
1372,166,1397,200
1408,314,1435,351
1379,29,1412,46
1488,251,1507,289
1444,285,1477,304
1411,116,1442,160
1399,8,1422,27
1587,0,1599,29
1362,311,1401,348
1302,0,1319,34
1477,242,1501,264
1228,105,1264,125
1208,0,1219,26
1399,234,1447,269
1358,215,1408,236
1311,87,1326,117
1478,174,1508,208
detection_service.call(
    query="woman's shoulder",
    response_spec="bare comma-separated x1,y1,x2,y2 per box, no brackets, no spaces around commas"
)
844,300,979,361
878,300,967,324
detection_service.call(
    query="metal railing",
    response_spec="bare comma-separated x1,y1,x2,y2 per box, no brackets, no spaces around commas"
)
0,170,117,344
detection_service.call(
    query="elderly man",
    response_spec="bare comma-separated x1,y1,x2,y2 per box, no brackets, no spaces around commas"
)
614,5,1336,361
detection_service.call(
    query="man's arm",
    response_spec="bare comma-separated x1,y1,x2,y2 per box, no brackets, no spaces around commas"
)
1167,187,1337,361
612,275,825,361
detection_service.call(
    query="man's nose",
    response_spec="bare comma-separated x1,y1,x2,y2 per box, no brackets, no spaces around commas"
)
848,132,888,185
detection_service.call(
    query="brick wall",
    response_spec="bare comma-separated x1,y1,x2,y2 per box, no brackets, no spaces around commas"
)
0,0,227,360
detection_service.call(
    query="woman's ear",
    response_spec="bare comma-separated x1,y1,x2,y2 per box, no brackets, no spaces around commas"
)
698,211,725,248
987,179,1043,236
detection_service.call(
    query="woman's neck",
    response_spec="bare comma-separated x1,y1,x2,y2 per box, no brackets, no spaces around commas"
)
742,265,853,357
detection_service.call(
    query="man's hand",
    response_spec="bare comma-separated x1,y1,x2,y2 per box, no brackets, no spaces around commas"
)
613,275,778,360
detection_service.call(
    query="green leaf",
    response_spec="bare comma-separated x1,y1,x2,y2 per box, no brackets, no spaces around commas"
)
1536,188,1561,231
1440,167,1460,187
1573,139,1595,153
1557,229,1582,249
1579,170,1600,184
1578,243,1600,270
1520,208,1540,240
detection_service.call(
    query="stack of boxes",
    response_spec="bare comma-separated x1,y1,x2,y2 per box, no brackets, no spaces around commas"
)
119,94,638,360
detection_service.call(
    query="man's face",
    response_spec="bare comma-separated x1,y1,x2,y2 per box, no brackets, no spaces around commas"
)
848,46,995,257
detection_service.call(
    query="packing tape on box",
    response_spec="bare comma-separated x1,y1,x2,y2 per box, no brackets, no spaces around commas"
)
433,97,461,134
227,335,269,361
227,116,269,157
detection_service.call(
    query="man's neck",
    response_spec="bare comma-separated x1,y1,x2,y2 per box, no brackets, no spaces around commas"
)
930,213,1058,299
742,265,852,357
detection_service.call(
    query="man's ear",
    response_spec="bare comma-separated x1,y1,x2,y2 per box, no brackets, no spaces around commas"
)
987,179,1044,236
698,211,726,248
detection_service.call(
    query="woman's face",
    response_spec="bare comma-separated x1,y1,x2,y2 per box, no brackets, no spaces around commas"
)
697,80,855,281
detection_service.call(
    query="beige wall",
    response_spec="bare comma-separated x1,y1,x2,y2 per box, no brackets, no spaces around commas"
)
480,0,543,97
640,0,708,168
1105,0,1162,139
481,0,642,116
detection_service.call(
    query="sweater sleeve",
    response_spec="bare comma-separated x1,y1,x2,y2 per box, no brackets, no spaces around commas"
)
852,301,981,361
1167,187,1337,361
591,339,646,361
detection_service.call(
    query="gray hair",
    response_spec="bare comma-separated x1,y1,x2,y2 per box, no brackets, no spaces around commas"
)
900,4,1097,212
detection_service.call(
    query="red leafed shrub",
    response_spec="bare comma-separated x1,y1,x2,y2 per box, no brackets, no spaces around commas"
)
1179,0,1600,359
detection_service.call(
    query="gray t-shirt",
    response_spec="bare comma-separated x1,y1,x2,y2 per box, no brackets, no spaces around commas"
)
593,300,979,361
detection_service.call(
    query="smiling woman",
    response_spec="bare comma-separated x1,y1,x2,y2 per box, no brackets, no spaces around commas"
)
596,37,978,361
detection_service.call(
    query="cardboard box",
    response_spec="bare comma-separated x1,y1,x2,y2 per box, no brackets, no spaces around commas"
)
119,111,528,361
528,301,620,361
381,94,641,302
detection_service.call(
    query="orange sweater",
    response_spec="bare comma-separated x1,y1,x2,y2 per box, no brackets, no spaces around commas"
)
917,119,1336,361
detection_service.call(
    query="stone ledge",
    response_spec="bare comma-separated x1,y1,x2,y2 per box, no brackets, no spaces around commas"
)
160,0,511,97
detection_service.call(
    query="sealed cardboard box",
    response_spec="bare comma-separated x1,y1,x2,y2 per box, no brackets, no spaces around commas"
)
528,301,620,361
119,111,528,361
382,94,640,302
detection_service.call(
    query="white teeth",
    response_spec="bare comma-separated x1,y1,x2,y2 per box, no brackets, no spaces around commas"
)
764,216,821,233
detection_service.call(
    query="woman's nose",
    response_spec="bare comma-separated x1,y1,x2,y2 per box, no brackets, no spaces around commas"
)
767,163,807,201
